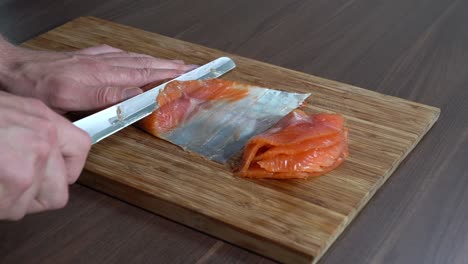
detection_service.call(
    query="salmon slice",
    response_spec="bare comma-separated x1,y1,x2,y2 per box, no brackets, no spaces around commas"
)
238,154,347,179
250,111,344,146
257,134,347,172
253,133,343,161
237,110,349,179
157,79,248,106
138,95,194,135
137,79,249,137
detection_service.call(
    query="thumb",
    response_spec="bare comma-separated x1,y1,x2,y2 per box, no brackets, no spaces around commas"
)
93,86,143,108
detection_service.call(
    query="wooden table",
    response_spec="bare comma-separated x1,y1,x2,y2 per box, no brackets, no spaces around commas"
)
1,1,467,263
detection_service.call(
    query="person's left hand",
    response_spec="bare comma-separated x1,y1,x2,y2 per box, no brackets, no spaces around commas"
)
0,44,197,113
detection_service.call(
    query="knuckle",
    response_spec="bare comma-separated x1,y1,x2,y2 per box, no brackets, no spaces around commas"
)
11,171,34,194
166,69,181,77
73,125,92,153
96,86,118,105
67,54,87,63
47,92,63,109
80,130,92,151
68,171,81,185
136,68,152,80
79,57,100,67
36,120,58,145
71,55,107,70
51,190,69,209
48,85,76,108
92,61,109,72
45,75,65,89
26,98,48,114
32,140,53,160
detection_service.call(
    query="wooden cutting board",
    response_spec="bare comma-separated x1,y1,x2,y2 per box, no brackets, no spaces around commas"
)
22,17,440,264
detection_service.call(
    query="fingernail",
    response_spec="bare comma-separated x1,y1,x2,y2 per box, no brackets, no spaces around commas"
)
187,64,199,70
123,87,143,100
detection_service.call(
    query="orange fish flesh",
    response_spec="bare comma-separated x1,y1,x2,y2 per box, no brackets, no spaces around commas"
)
237,109,349,179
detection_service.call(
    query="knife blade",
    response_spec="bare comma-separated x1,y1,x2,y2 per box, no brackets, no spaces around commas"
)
73,57,236,144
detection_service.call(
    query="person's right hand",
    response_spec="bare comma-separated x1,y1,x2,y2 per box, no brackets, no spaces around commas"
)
0,91,91,220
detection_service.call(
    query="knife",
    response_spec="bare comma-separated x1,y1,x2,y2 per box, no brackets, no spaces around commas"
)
73,57,236,144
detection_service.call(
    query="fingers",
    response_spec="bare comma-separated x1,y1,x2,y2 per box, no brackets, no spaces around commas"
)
75,44,123,55
8,96,91,183
22,117,84,214
72,51,197,110
0,94,90,219
7,43,201,113
0,130,45,220
7,177,40,219
69,85,143,109
48,113,91,184
101,57,197,71
95,51,154,59
28,148,68,213
101,67,190,87
70,48,198,108
2,144,69,217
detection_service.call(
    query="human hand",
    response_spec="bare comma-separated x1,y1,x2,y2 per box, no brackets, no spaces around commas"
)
0,91,91,220
0,44,197,113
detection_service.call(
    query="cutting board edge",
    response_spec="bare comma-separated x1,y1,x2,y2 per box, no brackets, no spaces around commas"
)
78,170,315,264
315,105,440,261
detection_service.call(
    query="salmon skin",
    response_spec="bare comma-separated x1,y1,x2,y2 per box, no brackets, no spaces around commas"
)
236,109,349,179
137,79,311,163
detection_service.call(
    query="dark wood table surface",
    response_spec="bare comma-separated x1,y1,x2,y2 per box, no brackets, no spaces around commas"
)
1,0,467,263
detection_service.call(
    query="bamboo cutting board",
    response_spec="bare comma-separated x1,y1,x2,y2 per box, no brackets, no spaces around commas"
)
23,17,440,264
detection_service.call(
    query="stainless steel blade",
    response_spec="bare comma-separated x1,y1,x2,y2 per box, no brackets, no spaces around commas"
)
73,57,236,144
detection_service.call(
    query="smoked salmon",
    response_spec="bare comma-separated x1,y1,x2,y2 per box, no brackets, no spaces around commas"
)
137,79,249,137
136,79,311,163
237,109,349,179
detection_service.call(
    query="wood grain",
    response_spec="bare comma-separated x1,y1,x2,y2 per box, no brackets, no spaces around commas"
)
18,17,439,264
